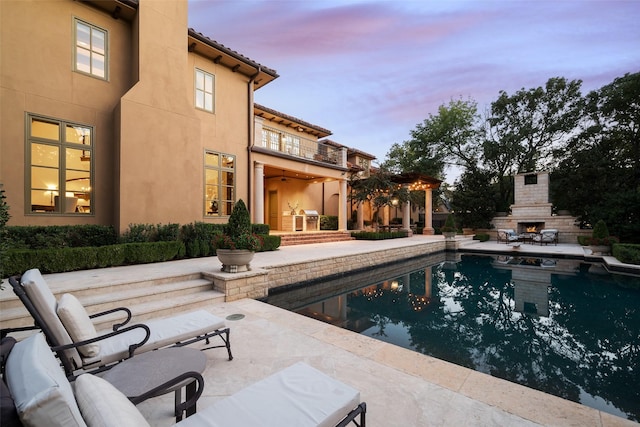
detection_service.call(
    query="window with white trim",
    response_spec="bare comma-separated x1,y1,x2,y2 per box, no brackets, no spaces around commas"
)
74,18,107,79
27,115,93,214
195,69,215,112
205,151,234,216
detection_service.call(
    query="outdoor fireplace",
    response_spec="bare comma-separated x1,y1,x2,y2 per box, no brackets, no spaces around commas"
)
518,222,545,234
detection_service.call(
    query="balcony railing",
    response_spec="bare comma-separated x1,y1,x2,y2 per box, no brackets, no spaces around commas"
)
261,128,344,166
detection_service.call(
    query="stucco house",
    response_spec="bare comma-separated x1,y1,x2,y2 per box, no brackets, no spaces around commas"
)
1,0,438,236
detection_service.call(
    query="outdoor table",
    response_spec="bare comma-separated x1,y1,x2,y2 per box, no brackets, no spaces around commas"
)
100,347,206,422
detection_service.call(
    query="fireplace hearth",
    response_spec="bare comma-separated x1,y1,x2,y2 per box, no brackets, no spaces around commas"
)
518,222,545,234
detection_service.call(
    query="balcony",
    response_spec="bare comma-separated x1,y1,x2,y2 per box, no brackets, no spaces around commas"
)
259,128,344,167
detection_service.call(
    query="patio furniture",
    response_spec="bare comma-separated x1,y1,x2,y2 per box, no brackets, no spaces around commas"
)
99,346,206,422
532,229,558,245
8,268,232,377
3,333,367,427
497,229,520,244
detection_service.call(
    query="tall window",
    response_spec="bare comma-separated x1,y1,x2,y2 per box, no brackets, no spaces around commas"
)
74,18,107,79
27,115,93,214
205,151,234,216
195,69,214,112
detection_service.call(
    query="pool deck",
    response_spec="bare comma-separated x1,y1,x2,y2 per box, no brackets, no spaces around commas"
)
8,236,640,426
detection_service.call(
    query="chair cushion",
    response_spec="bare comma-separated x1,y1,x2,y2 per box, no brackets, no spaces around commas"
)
176,362,361,427
75,374,150,427
82,310,226,367
5,333,86,427
57,294,100,357
21,269,83,369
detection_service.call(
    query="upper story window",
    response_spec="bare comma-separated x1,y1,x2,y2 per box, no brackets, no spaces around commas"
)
74,18,107,79
27,114,93,215
204,151,234,216
195,69,215,112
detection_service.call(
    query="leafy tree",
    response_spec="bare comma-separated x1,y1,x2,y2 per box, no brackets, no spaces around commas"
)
348,170,411,222
382,98,481,177
450,169,497,229
551,72,640,241
486,77,584,173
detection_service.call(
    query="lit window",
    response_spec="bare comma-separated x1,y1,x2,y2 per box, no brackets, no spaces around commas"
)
195,69,214,112
524,174,538,185
205,151,234,216
27,115,93,214
74,19,107,79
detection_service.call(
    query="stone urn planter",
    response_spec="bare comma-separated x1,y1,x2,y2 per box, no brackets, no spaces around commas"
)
442,231,456,240
216,249,255,273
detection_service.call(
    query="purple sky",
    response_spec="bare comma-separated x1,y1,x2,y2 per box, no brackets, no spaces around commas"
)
188,0,640,182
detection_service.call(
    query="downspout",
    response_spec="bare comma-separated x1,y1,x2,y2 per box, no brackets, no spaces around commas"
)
247,66,261,213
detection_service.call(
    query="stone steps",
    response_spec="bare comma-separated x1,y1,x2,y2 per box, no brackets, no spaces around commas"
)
0,274,224,332
278,231,353,246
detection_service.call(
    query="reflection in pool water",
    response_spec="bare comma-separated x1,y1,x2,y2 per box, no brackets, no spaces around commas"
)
266,254,640,421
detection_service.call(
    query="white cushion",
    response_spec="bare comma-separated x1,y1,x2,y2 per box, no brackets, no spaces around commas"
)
21,269,83,369
75,374,150,427
57,294,100,357
82,310,226,367
5,333,87,427
176,362,361,427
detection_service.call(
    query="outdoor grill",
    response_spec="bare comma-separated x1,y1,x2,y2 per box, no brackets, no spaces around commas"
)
300,209,319,230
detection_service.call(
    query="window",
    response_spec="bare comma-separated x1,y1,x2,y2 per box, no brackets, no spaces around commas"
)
195,69,214,112
27,115,93,214
74,18,107,79
524,174,538,185
205,151,235,216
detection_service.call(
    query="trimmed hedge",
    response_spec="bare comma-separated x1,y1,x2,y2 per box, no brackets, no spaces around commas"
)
6,225,117,249
351,231,407,240
320,215,338,230
259,235,281,252
5,241,185,276
612,244,640,265
473,233,490,242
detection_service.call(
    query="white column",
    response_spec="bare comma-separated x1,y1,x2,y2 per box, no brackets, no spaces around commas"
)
338,179,348,231
253,162,264,224
402,200,411,234
383,205,390,226
423,188,434,235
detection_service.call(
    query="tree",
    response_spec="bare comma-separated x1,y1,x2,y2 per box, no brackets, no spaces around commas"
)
486,77,584,173
450,169,497,229
551,72,640,242
348,170,410,223
382,98,481,178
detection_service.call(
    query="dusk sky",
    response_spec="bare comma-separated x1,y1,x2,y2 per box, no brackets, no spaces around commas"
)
188,0,640,182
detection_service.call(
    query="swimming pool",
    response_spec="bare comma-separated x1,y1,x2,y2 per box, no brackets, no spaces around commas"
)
266,253,640,421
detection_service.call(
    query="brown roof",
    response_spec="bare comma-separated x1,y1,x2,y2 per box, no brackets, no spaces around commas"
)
254,104,332,138
188,30,279,90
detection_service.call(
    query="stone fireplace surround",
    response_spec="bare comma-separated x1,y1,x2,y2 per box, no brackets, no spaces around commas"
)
490,172,590,244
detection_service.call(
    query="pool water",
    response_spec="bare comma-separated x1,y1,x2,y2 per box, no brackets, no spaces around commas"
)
267,254,640,421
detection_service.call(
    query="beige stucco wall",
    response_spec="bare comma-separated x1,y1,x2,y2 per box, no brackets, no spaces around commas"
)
0,0,133,226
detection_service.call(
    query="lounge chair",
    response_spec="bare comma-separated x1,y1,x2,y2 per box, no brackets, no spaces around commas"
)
532,229,558,245
3,333,367,427
497,229,520,244
8,268,232,377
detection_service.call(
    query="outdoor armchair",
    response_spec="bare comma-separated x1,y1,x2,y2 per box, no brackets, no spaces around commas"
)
497,229,520,244
532,229,558,245
8,268,232,377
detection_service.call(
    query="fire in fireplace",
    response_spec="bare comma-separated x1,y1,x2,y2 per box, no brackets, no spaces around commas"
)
518,222,545,234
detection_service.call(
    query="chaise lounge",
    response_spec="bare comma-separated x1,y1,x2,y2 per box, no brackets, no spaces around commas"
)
3,333,367,427
8,268,232,377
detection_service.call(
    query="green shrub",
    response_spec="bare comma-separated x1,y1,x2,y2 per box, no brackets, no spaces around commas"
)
473,233,490,242
351,231,407,240
123,241,183,264
96,245,126,268
320,215,338,230
252,224,270,235
5,247,98,275
612,244,640,265
6,225,117,249
258,235,281,251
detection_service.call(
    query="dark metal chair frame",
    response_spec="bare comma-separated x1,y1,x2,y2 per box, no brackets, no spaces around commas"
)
6,274,232,378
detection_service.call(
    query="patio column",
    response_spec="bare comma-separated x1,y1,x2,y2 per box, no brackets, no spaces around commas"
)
383,205,390,226
423,188,434,235
402,200,411,234
357,202,364,230
339,178,348,231
253,162,264,223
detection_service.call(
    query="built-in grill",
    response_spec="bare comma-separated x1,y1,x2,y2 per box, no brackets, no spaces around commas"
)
300,209,319,231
